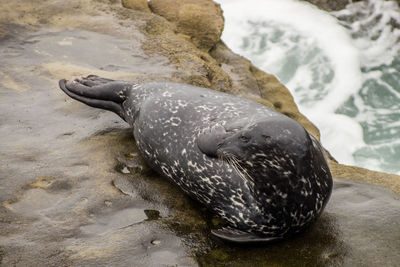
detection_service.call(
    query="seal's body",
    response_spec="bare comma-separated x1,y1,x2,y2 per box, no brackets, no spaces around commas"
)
59,75,332,243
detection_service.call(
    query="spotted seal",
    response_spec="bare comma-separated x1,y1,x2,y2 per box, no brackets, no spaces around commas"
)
59,75,332,244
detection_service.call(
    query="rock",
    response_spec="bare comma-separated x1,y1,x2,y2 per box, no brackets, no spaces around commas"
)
140,13,232,92
210,41,262,96
1,0,400,266
121,0,151,12
197,178,400,266
329,161,400,195
149,0,224,51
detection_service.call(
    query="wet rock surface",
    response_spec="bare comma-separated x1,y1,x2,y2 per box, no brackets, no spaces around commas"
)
197,179,400,266
0,0,399,266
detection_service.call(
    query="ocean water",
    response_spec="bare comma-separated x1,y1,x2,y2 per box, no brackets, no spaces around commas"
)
216,0,400,175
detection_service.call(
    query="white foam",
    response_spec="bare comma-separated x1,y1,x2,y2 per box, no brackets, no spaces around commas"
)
219,0,363,110
334,0,400,67
304,110,364,165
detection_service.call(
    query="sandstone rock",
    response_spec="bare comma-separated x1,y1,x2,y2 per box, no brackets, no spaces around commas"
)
329,161,400,195
149,0,224,51
141,13,231,92
121,0,151,12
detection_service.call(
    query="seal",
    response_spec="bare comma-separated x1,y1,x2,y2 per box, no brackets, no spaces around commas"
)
59,75,333,244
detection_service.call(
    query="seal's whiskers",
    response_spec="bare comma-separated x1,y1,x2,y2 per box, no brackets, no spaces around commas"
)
223,152,254,184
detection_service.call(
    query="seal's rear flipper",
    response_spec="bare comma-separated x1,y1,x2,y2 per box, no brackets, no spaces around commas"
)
59,75,132,121
79,75,116,87
64,75,130,103
211,227,283,245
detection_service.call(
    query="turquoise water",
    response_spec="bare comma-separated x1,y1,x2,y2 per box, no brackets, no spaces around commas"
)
334,0,400,173
217,0,400,174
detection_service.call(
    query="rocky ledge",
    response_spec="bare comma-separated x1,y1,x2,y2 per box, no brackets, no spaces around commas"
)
0,0,399,266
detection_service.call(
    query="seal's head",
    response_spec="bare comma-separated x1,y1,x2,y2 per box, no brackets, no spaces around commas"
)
198,116,332,236
217,117,311,172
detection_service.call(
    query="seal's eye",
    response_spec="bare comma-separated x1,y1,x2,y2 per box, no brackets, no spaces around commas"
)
240,135,250,143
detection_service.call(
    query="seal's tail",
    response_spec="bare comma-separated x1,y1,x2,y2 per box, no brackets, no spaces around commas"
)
59,75,129,121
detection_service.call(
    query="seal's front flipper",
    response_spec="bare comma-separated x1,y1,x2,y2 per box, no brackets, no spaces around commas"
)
197,124,228,158
59,76,129,121
211,227,283,245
